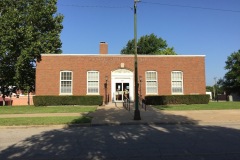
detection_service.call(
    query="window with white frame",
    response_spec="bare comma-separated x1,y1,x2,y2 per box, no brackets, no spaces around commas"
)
87,71,99,94
60,71,72,94
146,71,158,94
171,71,183,94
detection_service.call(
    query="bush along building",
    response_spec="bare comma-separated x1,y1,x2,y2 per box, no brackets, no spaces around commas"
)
35,42,207,106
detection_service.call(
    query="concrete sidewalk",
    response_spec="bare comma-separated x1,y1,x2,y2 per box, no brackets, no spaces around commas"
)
89,102,240,125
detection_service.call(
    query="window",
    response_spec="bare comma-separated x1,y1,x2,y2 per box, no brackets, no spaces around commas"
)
60,71,72,94
171,71,183,94
146,71,158,94
87,71,99,94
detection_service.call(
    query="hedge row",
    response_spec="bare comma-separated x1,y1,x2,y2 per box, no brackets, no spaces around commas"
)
33,95,103,106
145,95,210,105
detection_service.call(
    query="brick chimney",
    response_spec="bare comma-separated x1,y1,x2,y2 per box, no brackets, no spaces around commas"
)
99,42,108,54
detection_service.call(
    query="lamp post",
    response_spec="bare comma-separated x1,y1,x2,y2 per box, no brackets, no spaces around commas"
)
214,77,218,102
133,0,141,120
214,77,217,101
105,76,108,105
139,76,142,99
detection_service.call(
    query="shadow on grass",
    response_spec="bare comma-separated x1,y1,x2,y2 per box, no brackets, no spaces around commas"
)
153,105,171,110
69,116,92,124
1,109,240,160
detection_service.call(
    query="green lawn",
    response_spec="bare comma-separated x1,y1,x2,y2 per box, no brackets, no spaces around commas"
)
0,106,96,126
0,106,97,114
0,116,92,126
153,102,240,110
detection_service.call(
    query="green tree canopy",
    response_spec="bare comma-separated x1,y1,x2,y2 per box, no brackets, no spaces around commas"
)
206,86,213,92
0,0,63,93
218,50,240,94
121,33,177,55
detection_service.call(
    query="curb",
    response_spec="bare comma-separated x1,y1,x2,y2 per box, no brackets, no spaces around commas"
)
91,121,198,126
0,121,199,129
1,121,240,129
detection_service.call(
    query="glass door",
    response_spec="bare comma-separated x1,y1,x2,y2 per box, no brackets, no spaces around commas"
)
115,83,129,102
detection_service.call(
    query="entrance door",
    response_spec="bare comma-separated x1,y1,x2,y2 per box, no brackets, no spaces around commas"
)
111,68,134,102
115,83,129,102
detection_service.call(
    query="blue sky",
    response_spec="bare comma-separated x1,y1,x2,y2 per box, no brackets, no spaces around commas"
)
57,0,240,86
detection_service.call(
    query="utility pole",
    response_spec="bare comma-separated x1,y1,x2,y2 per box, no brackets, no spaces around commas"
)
134,0,141,120
214,77,217,101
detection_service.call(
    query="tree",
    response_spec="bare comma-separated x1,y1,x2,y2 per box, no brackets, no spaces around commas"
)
121,33,177,55
0,0,63,104
206,86,213,92
218,50,240,95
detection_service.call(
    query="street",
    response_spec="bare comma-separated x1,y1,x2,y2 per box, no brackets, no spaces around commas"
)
1,123,240,160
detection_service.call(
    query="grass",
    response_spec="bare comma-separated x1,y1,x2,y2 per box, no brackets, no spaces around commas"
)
0,106,97,114
153,102,240,111
0,106,96,126
0,116,92,126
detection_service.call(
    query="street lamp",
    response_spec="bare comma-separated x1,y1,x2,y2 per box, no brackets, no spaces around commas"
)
133,0,141,120
139,75,142,99
214,77,218,102
105,76,108,105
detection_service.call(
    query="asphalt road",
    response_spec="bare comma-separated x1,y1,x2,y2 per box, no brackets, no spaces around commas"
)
1,123,240,160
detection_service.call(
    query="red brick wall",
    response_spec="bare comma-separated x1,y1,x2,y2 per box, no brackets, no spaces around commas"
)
36,55,206,100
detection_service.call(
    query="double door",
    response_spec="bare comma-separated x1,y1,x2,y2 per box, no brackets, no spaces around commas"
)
115,83,129,102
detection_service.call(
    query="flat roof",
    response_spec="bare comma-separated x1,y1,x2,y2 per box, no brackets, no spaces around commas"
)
41,54,205,57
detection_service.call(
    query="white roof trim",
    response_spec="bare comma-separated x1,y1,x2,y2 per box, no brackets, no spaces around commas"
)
41,54,206,57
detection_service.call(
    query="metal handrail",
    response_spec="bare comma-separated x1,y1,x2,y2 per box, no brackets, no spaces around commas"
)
123,98,130,111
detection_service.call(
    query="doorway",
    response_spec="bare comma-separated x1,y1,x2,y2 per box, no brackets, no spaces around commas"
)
115,83,129,102
111,68,134,102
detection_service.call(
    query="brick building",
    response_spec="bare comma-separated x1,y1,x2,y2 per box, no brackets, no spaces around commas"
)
36,42,206,103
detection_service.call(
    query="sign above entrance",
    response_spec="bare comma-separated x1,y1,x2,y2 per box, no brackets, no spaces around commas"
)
112,68,133,74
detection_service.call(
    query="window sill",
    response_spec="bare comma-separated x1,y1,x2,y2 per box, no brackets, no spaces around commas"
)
171,93,184,95
146,93,158,95
87,93,100,95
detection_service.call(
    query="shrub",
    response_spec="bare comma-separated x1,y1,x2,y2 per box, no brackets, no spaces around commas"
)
145,95,210,105
33,95,103,106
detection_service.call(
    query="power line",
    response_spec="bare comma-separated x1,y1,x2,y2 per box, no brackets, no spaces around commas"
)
58,4,132,10
141,1,240,13
58,1,240,13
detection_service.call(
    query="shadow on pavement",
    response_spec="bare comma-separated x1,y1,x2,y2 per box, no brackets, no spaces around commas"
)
89,105,199,125
1,110,240,160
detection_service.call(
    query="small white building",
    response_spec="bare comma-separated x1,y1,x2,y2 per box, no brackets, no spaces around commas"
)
206,92,212,100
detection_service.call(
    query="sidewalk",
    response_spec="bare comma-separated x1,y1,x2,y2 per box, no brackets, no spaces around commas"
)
89,102,240,125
